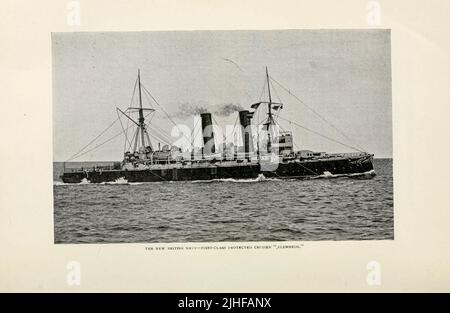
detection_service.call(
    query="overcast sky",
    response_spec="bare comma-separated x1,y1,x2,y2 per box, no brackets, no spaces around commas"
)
52,30,392,161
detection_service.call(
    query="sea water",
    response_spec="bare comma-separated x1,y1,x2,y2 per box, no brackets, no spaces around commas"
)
53,159,394,243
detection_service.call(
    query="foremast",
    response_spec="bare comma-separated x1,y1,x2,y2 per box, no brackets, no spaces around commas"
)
265,66,275,152
117,69,154,157
137,69,151,152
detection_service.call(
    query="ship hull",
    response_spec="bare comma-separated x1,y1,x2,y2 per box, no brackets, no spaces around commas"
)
61,164,261,183
61,155,374,183
263,155,374,179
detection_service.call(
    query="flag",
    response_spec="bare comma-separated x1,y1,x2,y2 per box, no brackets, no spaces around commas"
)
250,102,261,109
272,104,283,110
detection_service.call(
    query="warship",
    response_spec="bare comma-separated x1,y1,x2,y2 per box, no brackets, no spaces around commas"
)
60,68,374,183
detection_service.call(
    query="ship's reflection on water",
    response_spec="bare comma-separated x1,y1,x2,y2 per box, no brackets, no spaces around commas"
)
53,159,393,243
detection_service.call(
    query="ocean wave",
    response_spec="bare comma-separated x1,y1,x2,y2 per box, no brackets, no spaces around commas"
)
53,178,91,186
100,177,142,185
214,174,269,183
312,170,376,180
192,174,280,183
54,170,376,186
54,177,142,186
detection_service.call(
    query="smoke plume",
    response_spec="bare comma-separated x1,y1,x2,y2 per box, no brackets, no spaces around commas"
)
169,103,209,119
213,103,244,117
168,102,244,119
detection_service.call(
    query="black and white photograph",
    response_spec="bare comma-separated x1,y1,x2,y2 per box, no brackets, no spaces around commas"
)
52,30,393,244
3,0,450,295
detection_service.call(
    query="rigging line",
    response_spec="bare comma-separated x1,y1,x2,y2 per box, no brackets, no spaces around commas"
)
117,109,132,152
277,116,364,153
140,83,156,111
140,84,193,147
192,115,200,130
145,127,171,146
118,111,127,154
211,114,239,147
145,169,169,182
145,111,156,127
188,117,200,150
66,76,144,162
147,120,176,144
269,76,366,152
129,75,139,108
293,160,320,176
222,115,239,143
210,115,222,147
274,106,282,123
68,128,130,161
146,125,173,145
271,81,283,104
292,137,300,150
126,127,139,153
135,160,170,182
263,169,284,179
288,121,302,151
126,87,140,142
256,104,261,137
270,136,320,177
122,124,127,153
124,109,130,150
211,114,238,148
125,76,139,141
256,118,269,127
271,83,283,122
263,130,319,176
66,117,119,162
143,112,161,134
275,121,286,133
150,123,175,143
191,116,200,147
192,118,203,148
211,115,221,131
145,112,170,145
69,111,154,161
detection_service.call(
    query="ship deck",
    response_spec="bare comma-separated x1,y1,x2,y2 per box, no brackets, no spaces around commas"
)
62,152,372,173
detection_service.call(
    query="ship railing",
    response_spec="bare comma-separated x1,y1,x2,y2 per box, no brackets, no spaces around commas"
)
282,152,368,163
327,152,368,158
142,159,259,170
64,164,118,173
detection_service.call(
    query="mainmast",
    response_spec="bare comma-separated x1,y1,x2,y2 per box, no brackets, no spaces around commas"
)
138,69,146,149
266,66,274,124
266,66,274,152
250,67,282,154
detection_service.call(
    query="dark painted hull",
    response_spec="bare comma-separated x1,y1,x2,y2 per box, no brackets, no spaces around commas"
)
263,156,374,179
61,155,374,183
